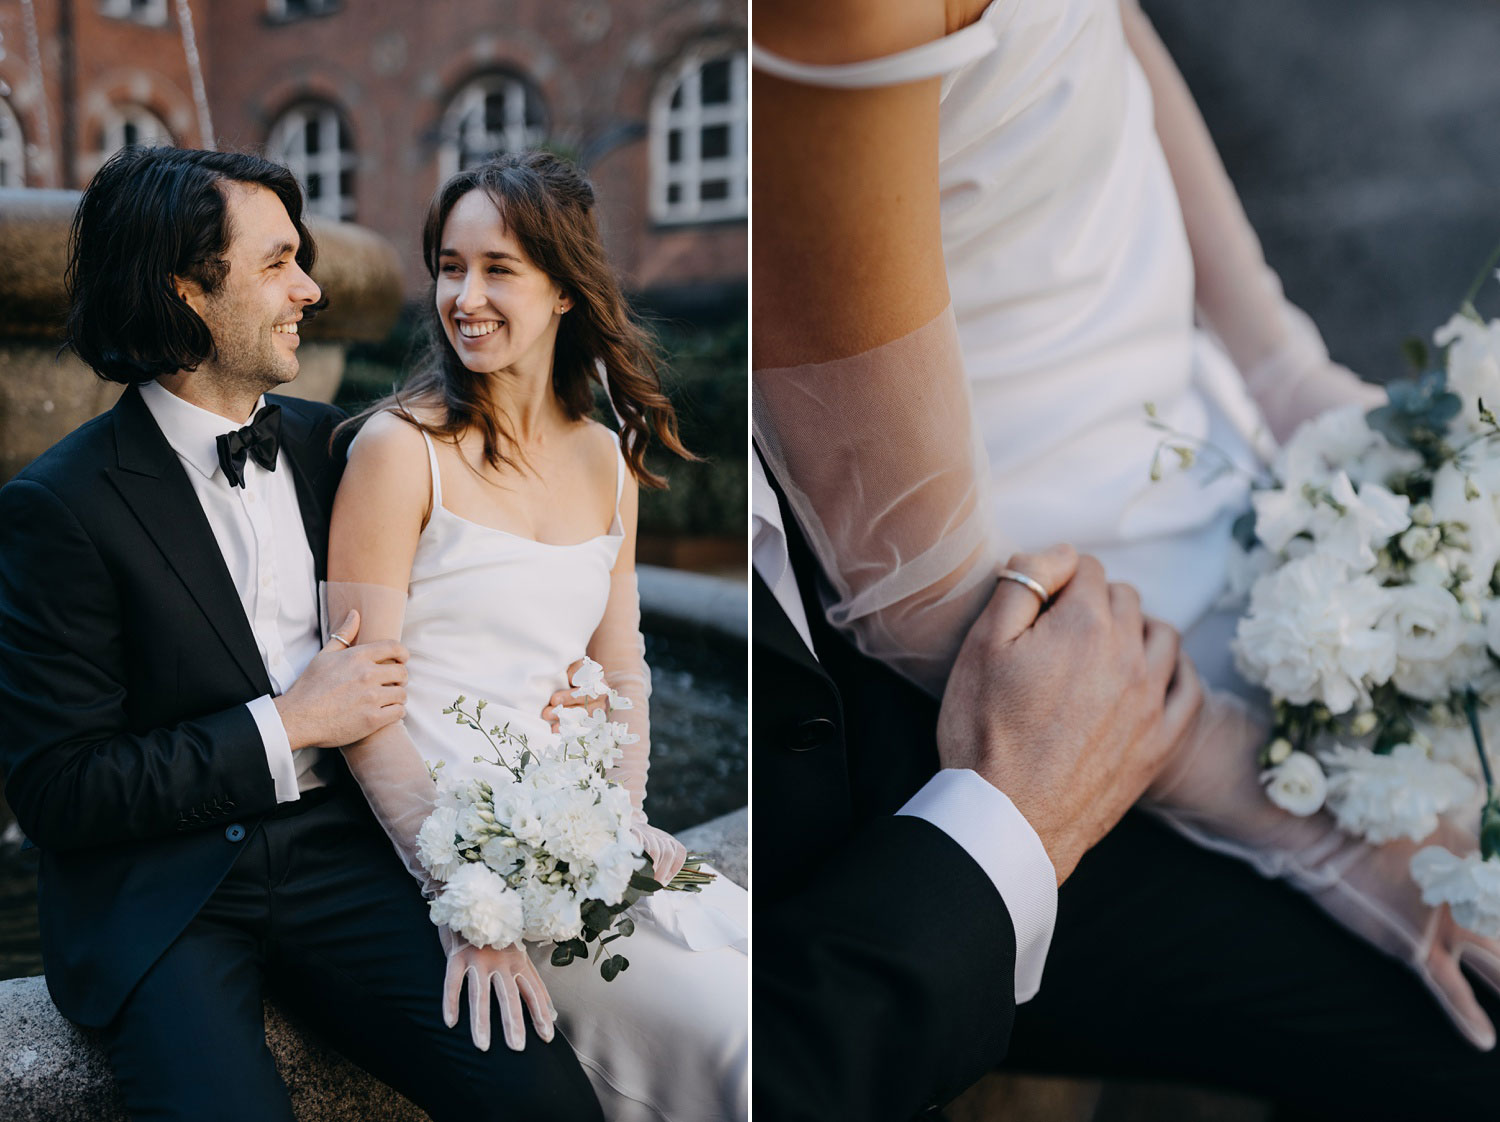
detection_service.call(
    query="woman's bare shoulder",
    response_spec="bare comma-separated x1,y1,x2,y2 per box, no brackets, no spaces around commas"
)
757,0,953,63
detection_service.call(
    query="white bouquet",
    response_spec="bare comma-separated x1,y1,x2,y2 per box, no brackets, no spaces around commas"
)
1162,273,1500,936
416,658,711,980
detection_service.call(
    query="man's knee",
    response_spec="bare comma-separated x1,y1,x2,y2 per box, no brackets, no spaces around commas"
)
419,1039,604,1122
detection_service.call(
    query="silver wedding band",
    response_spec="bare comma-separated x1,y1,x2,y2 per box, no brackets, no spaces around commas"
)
997,567,1051,606
329,632,352,648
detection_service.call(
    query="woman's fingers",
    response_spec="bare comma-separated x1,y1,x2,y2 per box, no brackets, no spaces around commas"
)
441,952,463,1029
467,963,491,1051
493,970,527,1052
514,966,555,1044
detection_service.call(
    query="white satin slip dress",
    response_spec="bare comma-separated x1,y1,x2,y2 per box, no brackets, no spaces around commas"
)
399,429,748,1122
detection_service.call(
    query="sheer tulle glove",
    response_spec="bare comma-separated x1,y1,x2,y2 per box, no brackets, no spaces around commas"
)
439,926,557,1052
542,659,689,886
1146,688,1500,1049
1121,2,1385,444
322,582,442,896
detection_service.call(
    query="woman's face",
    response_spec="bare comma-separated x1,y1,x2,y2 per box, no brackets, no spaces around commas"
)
435,189,571,379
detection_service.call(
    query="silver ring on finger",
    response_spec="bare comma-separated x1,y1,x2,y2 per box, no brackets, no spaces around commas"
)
329,632,352,648
997,567,1051,606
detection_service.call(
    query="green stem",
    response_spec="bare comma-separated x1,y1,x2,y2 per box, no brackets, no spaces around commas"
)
1464,688,1495,796
1463,236,1500,313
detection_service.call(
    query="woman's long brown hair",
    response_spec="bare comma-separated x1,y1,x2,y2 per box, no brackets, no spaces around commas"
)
339,150,694,487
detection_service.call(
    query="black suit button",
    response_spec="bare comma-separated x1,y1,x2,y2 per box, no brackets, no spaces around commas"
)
790,717,837,752
225,824,246,843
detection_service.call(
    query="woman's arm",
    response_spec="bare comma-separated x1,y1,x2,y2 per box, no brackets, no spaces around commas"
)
1121,0,1383,439
753,0,1000,695
324,411,436,891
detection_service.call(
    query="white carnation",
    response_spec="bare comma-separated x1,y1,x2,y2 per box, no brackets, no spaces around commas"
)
1411,846,1500,937
1261,751,1327,816
429,862,525,949
1321,743,1475,844
415,806,465,881
522,883,585,943
1234,553,1398,713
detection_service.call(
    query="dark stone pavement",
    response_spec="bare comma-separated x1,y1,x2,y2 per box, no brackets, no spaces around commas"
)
1147,0,1500,385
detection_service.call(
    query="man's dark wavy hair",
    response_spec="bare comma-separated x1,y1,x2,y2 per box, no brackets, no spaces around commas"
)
65,146,325,385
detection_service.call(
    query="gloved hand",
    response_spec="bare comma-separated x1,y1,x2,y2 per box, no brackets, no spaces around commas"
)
632,822,689,886
439,926,558,1052
542,669,688,886
1146,688,1500,1050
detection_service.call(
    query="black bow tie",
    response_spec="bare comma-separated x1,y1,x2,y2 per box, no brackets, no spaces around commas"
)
216,404,283,488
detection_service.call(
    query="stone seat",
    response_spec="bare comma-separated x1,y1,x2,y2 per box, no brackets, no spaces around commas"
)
0,808,746,1122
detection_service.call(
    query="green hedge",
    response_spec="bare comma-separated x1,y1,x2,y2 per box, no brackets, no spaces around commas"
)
335,309,746,539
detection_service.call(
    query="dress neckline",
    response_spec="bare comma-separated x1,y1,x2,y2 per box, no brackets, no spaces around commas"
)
417,423,627,549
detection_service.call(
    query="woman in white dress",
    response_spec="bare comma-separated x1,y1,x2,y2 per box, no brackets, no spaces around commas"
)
325,151,746,1122
754,0,1500,1067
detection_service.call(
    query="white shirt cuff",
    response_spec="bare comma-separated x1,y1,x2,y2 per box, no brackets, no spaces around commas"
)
247,695,300,804
897,768,1057,1003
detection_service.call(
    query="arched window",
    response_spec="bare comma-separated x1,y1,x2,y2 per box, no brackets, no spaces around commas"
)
439,73,547,179
268,102,357,221
0,97,24,187
650,46,746,224
100,103,173,160
99,0,168,26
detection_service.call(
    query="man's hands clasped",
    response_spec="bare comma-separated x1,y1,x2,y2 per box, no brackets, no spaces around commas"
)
937,544,1202,884
274,609,410,750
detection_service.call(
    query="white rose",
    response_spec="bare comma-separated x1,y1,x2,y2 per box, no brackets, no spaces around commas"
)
1411,846,1500,937
1399,525,1442,562
1321,743,1475,844
1262,751,1327,816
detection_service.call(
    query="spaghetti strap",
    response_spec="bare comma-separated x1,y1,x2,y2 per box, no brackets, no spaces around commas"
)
611,437,627,534
418,428,444,508
751,3,1009,89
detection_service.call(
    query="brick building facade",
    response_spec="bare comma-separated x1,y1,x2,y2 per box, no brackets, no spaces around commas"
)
0,0,746,316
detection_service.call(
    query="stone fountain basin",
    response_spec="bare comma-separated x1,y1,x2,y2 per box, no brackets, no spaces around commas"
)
0,188,402,486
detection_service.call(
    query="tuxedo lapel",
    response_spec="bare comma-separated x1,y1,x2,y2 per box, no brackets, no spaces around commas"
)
273,399,331,582
104,385,272,696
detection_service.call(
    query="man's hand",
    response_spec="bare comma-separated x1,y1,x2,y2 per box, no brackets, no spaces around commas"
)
274,610,409,749
936,545,1202,884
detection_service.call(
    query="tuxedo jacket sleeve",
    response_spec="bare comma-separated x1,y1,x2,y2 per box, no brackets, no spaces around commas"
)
753,575,1017,1122
0,474,275,851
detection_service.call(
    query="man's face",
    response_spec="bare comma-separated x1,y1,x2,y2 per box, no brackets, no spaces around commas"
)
180,182,321,396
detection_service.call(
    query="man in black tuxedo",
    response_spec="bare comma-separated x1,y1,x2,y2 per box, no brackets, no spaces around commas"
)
0,147,600,1121
754,454,1500,1121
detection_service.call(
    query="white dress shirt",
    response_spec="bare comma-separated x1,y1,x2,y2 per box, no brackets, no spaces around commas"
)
139,380,324,801
753,452,1057,1001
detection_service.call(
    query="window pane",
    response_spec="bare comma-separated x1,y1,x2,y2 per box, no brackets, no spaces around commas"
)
667,129,681,164
701,58,730,105
670,85,683,110
667,183,681,204
307,171,322,199
484,92,506,134
123,121,139,147
701,124,729,160
701,179,729,201
339,169,353,198
305,117,321,155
